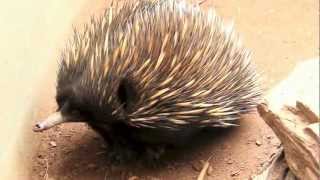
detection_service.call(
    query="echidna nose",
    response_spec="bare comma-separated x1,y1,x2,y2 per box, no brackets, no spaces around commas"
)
33,123,45,132
33,112,67,132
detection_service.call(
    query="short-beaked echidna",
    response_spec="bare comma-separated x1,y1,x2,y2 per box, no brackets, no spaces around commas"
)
34,0,262,148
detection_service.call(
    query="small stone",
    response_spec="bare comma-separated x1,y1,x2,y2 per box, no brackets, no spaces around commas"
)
49,141,57,147
192,161,204,172
255,140,262,146
227,159,233,164
128,176,139,180
206,165,213,176
266,135,272,139
231,170,240,177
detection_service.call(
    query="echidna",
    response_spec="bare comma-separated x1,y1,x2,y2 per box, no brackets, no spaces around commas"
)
34,0,261,154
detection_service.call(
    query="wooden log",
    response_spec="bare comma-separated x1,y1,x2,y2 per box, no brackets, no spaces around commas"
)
252,101,319,180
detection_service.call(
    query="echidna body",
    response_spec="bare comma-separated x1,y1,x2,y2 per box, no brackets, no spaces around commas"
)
34,0,262,146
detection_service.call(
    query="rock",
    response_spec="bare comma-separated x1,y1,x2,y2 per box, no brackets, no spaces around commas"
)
192,160,204,172
49,141,57,147
206,165,213,176
231,170,240,177
255,140,262,146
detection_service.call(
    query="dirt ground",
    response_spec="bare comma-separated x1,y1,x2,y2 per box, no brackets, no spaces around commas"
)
31,0,318,179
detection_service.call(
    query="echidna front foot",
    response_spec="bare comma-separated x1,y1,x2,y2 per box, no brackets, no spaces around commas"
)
145,146,166,161
106,145,139,164
105,142,166,165
101,133,166,164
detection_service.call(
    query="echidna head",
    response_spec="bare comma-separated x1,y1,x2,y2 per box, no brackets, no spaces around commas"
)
33,82,90,132
33,63,137,132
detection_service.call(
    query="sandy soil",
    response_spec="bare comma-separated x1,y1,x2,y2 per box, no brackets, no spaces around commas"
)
31,0,319,179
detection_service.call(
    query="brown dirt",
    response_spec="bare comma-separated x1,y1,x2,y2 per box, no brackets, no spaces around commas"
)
30,0,318,179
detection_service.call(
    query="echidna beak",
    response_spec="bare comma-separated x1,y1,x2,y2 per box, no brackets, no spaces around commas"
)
33,111,68,132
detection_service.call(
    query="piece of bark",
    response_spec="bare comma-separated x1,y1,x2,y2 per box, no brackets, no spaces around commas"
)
251,149,295,180
268,151,288,179
253,101,319,180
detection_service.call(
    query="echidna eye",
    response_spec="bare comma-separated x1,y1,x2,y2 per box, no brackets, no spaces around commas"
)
117,81,128,109
56,95,66,109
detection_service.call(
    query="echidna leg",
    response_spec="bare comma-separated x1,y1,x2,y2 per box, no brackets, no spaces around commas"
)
144,145,166,162
87,123,141,163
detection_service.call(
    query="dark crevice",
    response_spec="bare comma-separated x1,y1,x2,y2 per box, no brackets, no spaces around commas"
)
118,80,129,110
117,78,138,113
